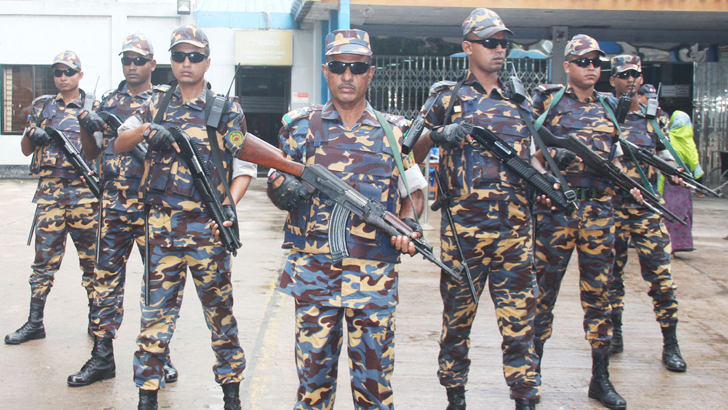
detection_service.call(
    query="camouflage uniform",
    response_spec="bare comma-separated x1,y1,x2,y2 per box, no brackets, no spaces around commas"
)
607,55,678,329
26,51,98,303
277,29,424,410
129,26,247,391
424,73,540,400
531,37,619,356
423,9,539,402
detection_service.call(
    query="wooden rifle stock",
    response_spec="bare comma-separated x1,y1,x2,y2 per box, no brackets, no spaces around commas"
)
238,133,305,176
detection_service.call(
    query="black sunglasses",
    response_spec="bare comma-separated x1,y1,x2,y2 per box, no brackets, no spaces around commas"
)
171,51,208,64
614,70,642,79
121,56,151,66
326,61,371,75
53,68,78,77
467,37,510,50
568,57,602,69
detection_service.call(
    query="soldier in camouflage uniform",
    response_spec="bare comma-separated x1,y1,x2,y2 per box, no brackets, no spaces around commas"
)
6,51,99,346
68,33,182,387
268,29,427,410
531,35,632,410
115,25,251,410
411,9,541,410
606,55,687,372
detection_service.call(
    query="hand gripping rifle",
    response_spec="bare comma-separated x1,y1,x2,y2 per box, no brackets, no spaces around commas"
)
237,134,463,281
618,137,720,198
96,111,147,163
468,126,576,212
167,126,242,256
538,127,687,225
431,170,478,302
45,126,102,199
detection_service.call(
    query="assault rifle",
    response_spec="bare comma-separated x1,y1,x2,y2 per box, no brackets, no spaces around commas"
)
538,127,687,225
236,134,463,281
96,111,147,163
468,126,576,211
167,126,242,255
619,138,720,198
45,126,102,199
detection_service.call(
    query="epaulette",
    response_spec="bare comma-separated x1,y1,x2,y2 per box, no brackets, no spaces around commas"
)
100,89,115,101
31,95,54,107
152,84,171,93
534,83,564,95
429,80,456,96
282,106,317,127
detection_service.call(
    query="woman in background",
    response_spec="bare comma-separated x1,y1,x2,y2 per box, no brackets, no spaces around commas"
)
660,110,703,252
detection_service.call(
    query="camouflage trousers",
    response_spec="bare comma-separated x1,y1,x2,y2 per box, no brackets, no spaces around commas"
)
133,207,245,390
438,200,540,400
294,299,396,410
609,205,677,327
534,213,615,355
30,202,98,301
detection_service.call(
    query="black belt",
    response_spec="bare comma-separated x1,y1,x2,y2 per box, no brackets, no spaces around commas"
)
573,187,604,200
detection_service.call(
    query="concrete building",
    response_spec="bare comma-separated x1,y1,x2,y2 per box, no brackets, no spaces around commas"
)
2,0,727,180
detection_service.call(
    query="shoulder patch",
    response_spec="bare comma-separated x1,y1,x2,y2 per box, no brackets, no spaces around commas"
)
282,105,318,127
429,80,456,95
228,130,245,146
535,83,564,95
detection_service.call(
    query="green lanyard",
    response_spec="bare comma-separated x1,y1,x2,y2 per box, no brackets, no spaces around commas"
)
373,110,419,224
641,106,687,170
598,96,656,196
534,86,566,131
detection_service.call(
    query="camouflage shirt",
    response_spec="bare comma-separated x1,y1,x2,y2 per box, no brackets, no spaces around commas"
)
423,71,532,204
98,81,156,212
27,92,98,205
278,100,413,309
133,82,247,213
607,97,670,208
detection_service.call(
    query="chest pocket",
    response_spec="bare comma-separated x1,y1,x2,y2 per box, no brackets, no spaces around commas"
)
306,126,397,246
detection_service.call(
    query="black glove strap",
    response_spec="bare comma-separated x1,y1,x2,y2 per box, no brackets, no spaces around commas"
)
515,105,575,203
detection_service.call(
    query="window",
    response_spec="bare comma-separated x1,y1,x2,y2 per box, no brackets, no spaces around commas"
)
2,65,56,134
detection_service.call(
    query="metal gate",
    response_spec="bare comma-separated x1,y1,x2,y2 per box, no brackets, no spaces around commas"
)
368,55,551,119
693,62,728,186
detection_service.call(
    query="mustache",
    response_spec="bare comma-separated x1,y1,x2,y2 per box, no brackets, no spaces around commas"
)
338,82,355,89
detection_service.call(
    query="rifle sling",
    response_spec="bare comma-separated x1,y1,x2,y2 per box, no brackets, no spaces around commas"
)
442,75,467,126
515,105,574,201
598,96,657,196
372,109,420,227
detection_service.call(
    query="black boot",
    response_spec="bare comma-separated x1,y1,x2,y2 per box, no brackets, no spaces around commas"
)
610,313,623,355
515,398,537,410
137,389,158,410
588,352,627,410
662,326,687,372
222,382,242,410
67,336,116,386
164,359,179,383
446,385,466,410
5,298,46,345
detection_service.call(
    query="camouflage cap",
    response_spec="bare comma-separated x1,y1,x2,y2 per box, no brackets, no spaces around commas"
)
611,54,641,76
462,8,513,39
119,32,154,56
639,84,658,98
325,29,372,56
169,24,209,51
565,34,605,58
52,50,82,71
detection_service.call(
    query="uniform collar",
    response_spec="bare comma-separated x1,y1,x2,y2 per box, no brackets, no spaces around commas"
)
173,81,208,111
564,85,599,103
53,92,84,108
321,100,380,127
463,70,508,99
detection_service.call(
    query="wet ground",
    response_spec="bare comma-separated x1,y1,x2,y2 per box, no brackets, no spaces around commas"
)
1,179,726,410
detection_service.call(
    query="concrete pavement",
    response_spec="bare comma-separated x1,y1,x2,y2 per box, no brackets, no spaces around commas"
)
1,178,727,410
